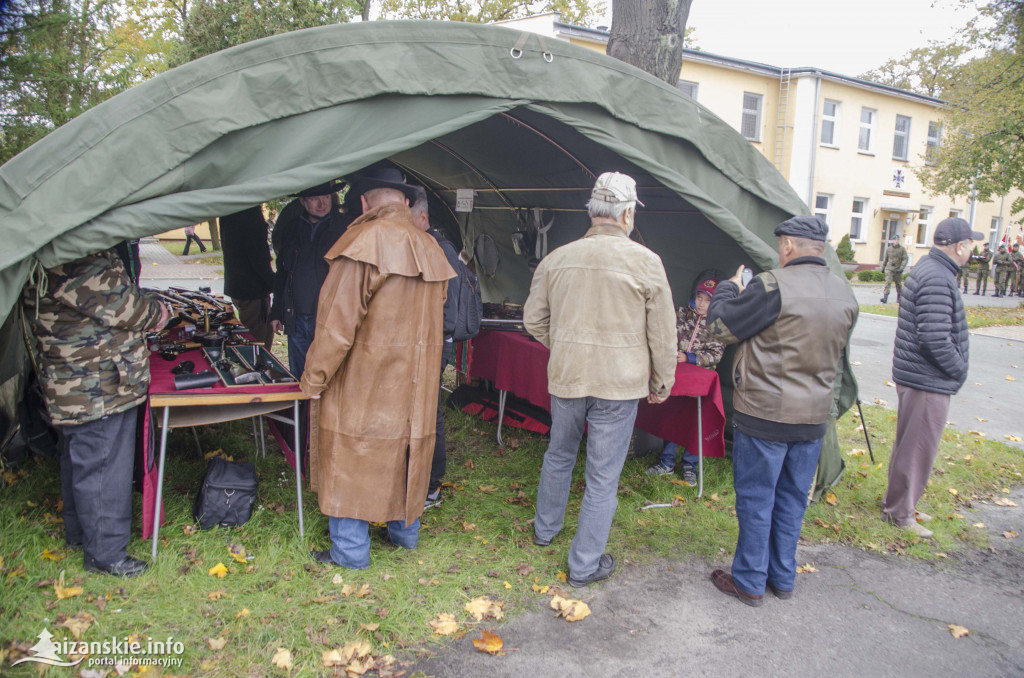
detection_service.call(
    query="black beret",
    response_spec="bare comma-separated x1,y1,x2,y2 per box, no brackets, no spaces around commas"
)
773,215,828,242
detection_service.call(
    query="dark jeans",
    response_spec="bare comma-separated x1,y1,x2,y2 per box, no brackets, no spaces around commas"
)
60,407,138,566
428,340,454,494
731,429,822,596
182,233,206,255
287,313,317,377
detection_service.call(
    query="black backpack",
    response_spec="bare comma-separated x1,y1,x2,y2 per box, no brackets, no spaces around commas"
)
192,457,258,529
434,233,482,341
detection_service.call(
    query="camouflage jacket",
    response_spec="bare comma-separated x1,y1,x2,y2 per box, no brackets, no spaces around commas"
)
993,251,1014,272
1011,250,1024,271
676,305,724,369
22,250,164,425
882,244,908,272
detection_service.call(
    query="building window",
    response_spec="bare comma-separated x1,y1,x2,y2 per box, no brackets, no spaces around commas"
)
850,198,867,241
820,100,840,147
858,107,876,153
926,121,942,164
916,207,932,246
991,217,1002,249
893,115,912,161
949,208,962,219
741,92,763,141
814,194,832,226
677,80,699,100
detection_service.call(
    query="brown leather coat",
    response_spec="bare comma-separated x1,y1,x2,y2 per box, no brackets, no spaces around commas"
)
300,203,455,524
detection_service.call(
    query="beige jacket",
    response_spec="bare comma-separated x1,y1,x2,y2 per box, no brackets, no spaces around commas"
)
300,203,455,524
523,220,677,400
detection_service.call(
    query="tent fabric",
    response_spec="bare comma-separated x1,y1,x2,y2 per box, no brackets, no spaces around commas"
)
0,20,858,451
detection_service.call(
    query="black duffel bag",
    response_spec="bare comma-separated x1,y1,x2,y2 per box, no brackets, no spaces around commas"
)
192,457,258,529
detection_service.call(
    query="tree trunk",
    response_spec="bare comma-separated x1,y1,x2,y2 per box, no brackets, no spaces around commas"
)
606,0,692,86
361,0,371,22
208,217,221,251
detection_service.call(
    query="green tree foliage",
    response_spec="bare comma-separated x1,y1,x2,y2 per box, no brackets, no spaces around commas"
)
376,0,603,27
858,40,971,98
915,1,1024,217
835,233,855,263
172,0,366,65
0,0,138,163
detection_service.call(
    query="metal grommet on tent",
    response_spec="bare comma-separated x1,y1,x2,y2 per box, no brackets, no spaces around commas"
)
542,52,553,63
510,48,523,59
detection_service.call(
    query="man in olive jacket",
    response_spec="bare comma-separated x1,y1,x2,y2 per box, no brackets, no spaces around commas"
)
22,250,169,576
705,216,858,606
883,218,984,537
880,236,908,304
524,172,677,588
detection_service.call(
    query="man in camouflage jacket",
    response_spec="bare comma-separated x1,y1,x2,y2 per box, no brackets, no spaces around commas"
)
880,237,908,304
22,249,167,577
1011,243,1024,297
993,244,1014,297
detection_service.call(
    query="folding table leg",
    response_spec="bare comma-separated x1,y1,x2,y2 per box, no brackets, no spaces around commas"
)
151,407,171,560
293,400,304,538
190,426,202,458
696,396,703,499
496,390,507,446
258,416,266,459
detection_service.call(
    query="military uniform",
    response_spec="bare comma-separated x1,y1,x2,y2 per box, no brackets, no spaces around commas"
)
974,246,992,294
22,250,164,575
993,247,1014,296
880,242,908,303
1010,245,1024,296
676,304,725,368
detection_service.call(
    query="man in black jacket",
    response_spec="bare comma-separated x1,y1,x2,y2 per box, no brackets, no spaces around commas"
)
270,182,353,376
221,206,275,348
883,217,983,538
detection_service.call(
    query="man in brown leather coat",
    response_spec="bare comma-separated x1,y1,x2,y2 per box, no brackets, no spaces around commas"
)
301,167,455,569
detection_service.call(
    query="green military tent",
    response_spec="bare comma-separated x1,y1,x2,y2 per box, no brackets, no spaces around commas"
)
0,20,856,494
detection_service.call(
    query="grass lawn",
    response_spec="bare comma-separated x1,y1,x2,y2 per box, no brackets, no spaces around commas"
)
859,301,1024,328
160,241,224,266
1,392,1021,675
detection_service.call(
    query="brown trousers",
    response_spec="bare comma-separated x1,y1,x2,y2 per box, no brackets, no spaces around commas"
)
232,296,275,350
882,385,950,526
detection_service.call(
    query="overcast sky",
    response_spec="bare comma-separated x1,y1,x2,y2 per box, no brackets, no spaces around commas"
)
680,0,978,78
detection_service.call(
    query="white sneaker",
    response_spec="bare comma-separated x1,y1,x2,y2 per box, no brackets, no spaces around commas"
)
903,522,933,538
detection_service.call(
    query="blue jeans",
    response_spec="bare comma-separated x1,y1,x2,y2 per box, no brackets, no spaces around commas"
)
659,442,697,468
328,517,420,569
534,395,638,578
731,429,822,596
287,313,316,377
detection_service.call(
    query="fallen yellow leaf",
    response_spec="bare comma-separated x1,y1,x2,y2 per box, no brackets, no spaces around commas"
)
503,581,512,589
41,548,65,561
993,497,1018,507
322,649,344,667
846,449,865,457
1005,375,1016,382
208,563,228,578
948,488,959,496
208,636,227,650
556,570,568,583
948,624,970,638
183,524,198,536
972,523,986,529
465,596,504,622
796,563,818,574
709,493,720,502
360,622,380,632
531,583,549,594
341,639,371,662
271,647,293,670
340,583,355,596
208,590,229,600
478,485,498,493
1002,530,1019,539
332,573,344,585
355,583,372,598
462,521,476,531
550,595,591,622
968,430,986,437
874,398,888,406
472,630,504,655
228,544,247,563
58,611,94,639
429,613,459,636
825,492,838,506
1004,434,1022,442
54,571,83,599
346,657,372,675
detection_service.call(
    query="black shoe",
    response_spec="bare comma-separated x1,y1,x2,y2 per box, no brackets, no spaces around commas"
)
532,529,552,547
311,549,339,566
767,582,794,600
974,291,980,295
568,553,616,587
84,556,148,577
65,541,82,552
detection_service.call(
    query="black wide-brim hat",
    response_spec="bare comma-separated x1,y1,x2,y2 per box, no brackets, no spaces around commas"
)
350,167,418,206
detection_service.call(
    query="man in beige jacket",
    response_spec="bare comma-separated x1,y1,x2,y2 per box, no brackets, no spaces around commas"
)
524,171,677,587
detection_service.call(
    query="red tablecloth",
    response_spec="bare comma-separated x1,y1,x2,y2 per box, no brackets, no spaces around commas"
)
141,346,304,537
466,330,725,457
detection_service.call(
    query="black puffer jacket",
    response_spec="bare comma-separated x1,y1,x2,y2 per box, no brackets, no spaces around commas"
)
892,247,969,394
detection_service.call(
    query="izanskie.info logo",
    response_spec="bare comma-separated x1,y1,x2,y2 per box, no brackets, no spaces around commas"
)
13,628,184,669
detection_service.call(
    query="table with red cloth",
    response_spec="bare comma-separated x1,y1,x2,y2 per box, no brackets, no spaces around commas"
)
463,330,726,494
142,346,308,558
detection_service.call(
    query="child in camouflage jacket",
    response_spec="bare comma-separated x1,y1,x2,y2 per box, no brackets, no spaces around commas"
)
646,277,725,484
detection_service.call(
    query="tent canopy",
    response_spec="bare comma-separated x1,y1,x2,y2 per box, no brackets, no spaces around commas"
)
0,20,857,422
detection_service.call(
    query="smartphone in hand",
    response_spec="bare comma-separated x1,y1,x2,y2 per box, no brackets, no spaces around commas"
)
741,267,753,286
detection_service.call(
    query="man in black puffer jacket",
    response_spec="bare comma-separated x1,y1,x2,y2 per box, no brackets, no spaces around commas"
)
883,217,984,538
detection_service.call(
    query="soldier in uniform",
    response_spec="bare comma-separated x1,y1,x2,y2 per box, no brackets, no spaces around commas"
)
993,244,1014,297
974,242,993,295
955,256,970,293
1010,243,1023,297
880,236,908,304
22,249,169,576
